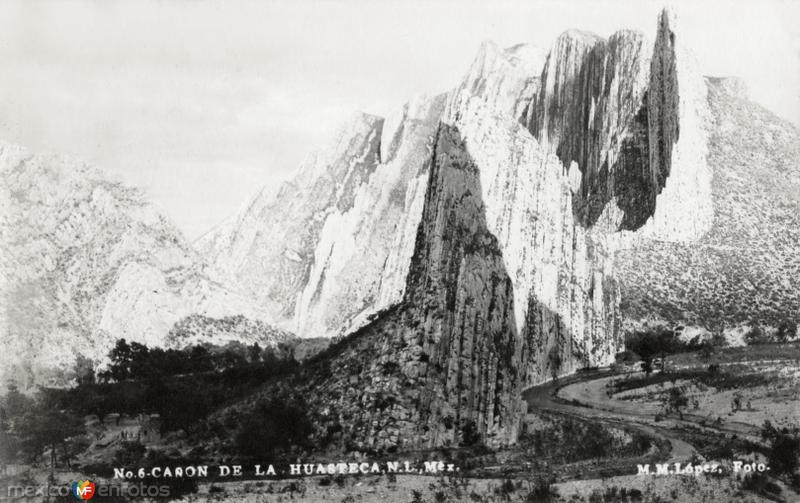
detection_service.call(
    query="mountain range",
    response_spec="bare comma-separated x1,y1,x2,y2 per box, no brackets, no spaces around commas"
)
1,8,797,449
0,145,291,387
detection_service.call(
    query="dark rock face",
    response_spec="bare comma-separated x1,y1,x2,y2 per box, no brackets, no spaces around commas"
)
522,24,679,231
647,12,680,212
399,123,524,447
294,124,525,451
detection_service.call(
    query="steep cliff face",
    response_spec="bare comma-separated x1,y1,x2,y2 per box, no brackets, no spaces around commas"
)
442,40,621,384
608,13,798,331
198,104,444,339
525,29,653,229
0,144,289,387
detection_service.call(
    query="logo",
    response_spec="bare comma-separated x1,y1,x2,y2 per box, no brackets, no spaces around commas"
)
71,480,96,500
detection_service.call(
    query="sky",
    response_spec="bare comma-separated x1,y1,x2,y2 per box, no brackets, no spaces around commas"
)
1,0,798,239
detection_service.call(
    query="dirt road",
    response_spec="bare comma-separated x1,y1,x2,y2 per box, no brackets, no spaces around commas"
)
523,370,696,463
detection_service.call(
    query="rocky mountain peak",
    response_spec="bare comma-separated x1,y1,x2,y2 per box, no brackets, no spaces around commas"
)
217,8,797,452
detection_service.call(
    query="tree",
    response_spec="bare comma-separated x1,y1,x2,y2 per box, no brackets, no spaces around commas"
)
234,396,313,458
102,339,133,381
547,346,562,383
0,430,18,463
188,345,213,373
625,328,678,376
127,342,151,380
665,387,689,419
73,354,96,385
732,392,743,412
248,343,263,363
761,421,800,475
699,342,714,361
744,324,765,345
776,321,797,343
17,409,85,467
114,440,147,467
3,383,34,419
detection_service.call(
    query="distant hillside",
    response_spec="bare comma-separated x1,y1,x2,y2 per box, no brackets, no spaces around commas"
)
166,314,295,349
616,77,800,330
0,144,290,387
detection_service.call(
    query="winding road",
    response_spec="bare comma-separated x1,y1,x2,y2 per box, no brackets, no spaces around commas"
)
522,369,697,464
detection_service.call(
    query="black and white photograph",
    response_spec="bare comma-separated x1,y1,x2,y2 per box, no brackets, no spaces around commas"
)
1,1,799,501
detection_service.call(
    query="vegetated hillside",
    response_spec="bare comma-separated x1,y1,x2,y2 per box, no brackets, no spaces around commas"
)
616,77,800,330
166,314,295,349
0,144,285,387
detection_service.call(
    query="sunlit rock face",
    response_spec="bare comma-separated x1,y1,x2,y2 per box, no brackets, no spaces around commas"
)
441,39,622,386
196,112,386,328
197,103,445,339
0,145,289,387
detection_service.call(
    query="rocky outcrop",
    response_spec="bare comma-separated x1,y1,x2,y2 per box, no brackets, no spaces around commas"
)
0,144,288,387
296,122,526,451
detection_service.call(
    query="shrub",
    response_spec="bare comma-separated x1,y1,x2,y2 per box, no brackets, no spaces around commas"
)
741,472,781,496
495,478,515,496
744,325,767,345
526,474,557,502
460,420,481,447
234,396,313,458
664,387,689,418
113,441,146,467
776,320,798,342
762,423,800,475
624,328,683,375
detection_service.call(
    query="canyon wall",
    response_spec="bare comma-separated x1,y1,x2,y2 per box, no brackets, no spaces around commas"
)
269,11,708,451
198,101,445,338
